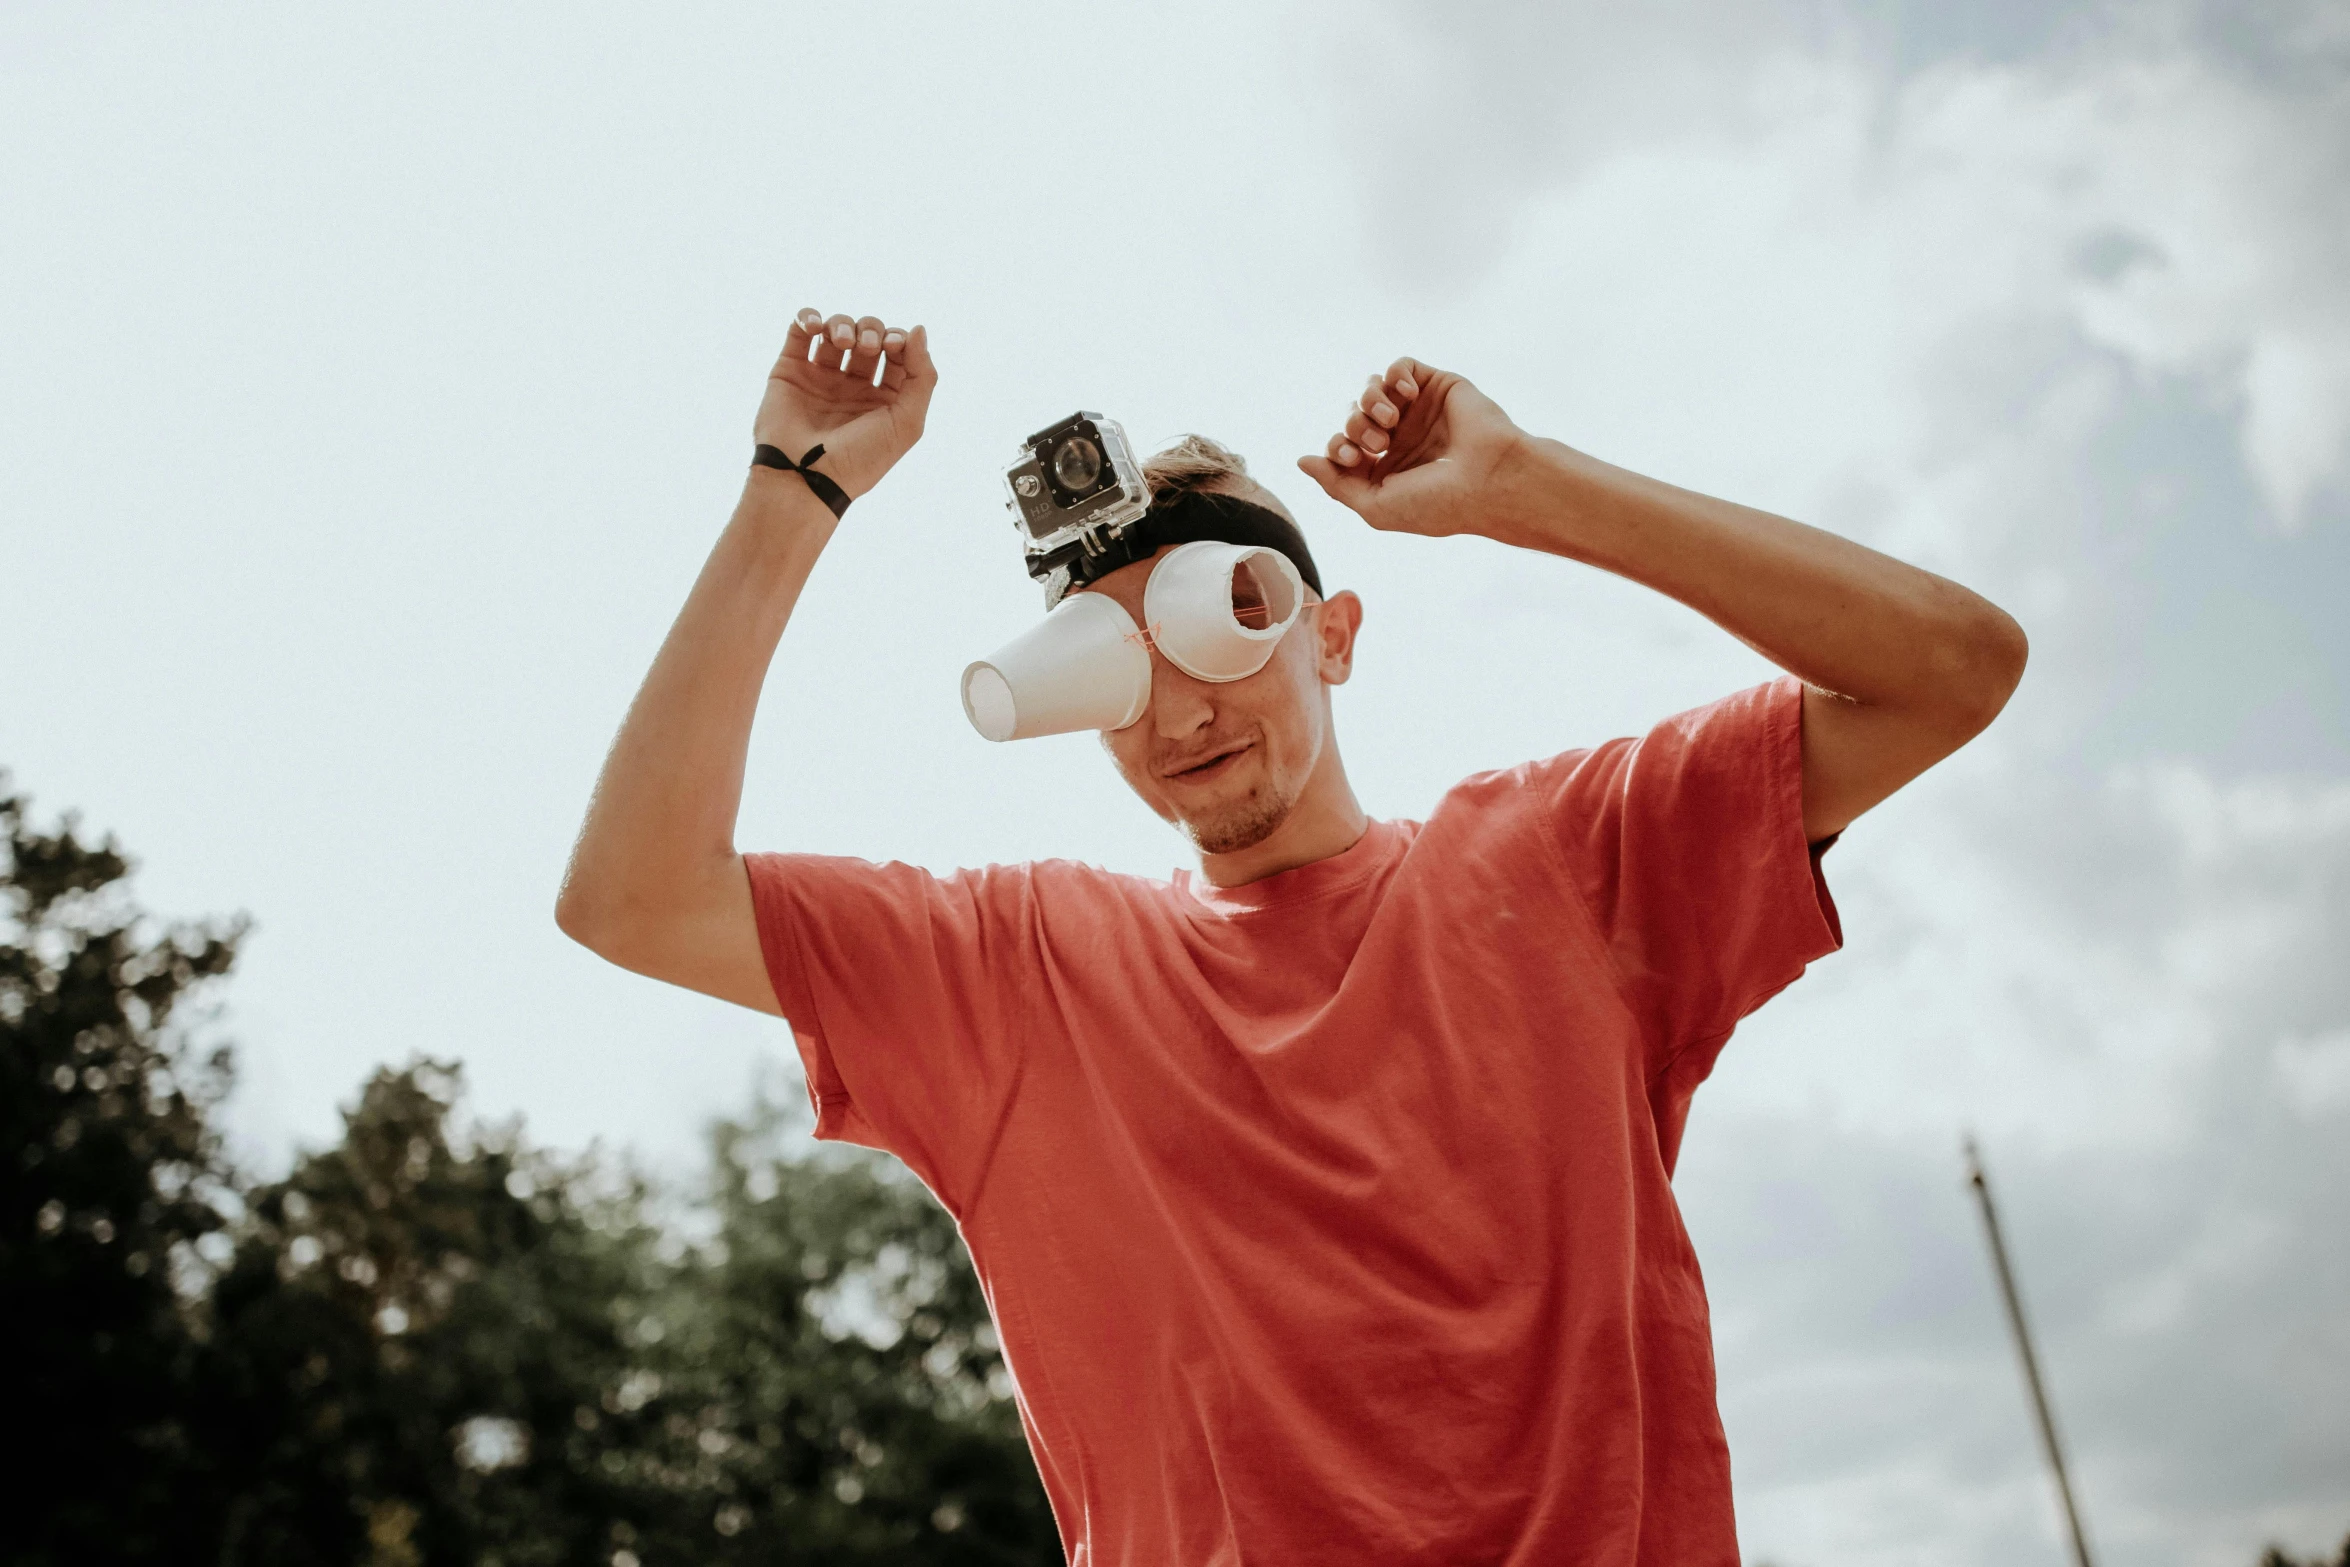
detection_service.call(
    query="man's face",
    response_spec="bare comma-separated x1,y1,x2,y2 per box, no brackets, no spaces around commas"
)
1082,484,1361,857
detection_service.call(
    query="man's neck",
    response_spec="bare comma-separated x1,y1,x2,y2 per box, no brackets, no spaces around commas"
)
1195,747,1368,889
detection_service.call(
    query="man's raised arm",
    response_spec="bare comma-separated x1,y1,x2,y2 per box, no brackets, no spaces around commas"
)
1299,358,2027,842
555,309,936,1011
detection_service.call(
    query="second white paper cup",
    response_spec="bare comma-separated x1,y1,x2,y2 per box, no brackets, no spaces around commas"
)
961,591,1153,741
1144,541,1304,683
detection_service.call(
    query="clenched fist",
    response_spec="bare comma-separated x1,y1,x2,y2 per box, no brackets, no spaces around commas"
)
1296,358,1530,540
755,308,939,504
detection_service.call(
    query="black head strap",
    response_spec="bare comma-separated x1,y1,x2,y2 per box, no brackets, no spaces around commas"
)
1038,489,1322,599
752,442,851,519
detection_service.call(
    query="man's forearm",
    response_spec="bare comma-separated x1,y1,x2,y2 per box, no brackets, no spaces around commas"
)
558,308,931,1006
1483,436,2025,730
1301,357,2025,840
556,470,835,956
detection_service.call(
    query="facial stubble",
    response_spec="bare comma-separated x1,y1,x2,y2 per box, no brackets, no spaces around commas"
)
1181,778,1294,856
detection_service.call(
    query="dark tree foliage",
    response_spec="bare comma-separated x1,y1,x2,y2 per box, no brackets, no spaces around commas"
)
195,1071,1064,1567
2262,1536,2350,1567
195,1061,659,1567
1,784,242,1567
7,780,1061,1566
636,1097,1064,1565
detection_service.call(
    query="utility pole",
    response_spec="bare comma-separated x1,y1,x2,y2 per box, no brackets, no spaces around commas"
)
1964,1137,2096,1567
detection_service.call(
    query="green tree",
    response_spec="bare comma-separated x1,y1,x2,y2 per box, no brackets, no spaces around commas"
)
197,1061,667,1567
196,1072,1063,1566
627,1095,1063,1565
0,783,241,1567
7,777,1060,1565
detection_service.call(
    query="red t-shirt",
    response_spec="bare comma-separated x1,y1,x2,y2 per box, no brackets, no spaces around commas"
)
747,677,1841,1566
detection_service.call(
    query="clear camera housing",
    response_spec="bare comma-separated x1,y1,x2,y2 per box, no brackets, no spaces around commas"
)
1004,412,1149,593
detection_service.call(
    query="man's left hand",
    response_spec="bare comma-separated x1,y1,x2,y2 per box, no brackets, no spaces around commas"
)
1296,357,1529,539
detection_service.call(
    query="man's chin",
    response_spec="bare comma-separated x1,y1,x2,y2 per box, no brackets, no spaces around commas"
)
1177,790,1291,858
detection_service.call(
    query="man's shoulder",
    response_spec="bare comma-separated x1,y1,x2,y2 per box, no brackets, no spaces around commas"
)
754,851,1160,890
1429,683,1795,829
746,852,1174,944
1428,742,1622,821
951,856,1183,922
1014,855,1174,894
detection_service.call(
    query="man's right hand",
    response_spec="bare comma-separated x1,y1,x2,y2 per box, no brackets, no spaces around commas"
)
558,308,938,1015
755,310,937,502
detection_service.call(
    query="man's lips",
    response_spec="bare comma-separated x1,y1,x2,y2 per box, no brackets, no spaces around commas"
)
1162,740,1252,783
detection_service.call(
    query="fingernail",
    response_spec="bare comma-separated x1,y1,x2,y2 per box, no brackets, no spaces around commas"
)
1399,377,1417,395
1339,443,1358,465
833,324,852,343
860,331,878,350
883,331,904,347
1375,403,1396,423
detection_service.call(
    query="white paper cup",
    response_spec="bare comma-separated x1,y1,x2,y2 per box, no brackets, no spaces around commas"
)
960,590,1153,741
1144,541,1304,683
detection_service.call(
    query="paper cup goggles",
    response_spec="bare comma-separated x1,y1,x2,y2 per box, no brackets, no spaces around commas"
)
961,541,1307,742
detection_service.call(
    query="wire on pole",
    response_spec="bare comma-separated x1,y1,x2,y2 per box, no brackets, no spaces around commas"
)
1964,1135,2097,1567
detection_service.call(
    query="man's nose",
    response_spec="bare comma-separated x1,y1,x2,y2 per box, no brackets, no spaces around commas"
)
1149,654,1215,739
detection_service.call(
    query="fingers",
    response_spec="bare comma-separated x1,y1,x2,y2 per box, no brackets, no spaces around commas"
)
884,325,936,435
1341,370,1403,459
874,324,908,387
1297,453,1375,512
1349,370,1404,457
782,307,821,366
820,313,857,370
1317,355,1439,470
880,322,936,395
844,315,887,382
787,307,929,392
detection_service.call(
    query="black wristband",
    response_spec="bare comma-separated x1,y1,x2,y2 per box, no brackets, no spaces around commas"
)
751,442,851,519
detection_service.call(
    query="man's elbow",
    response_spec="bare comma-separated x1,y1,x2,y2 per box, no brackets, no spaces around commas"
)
1936,600,2029,740
554,875,629,961
556,856,740,977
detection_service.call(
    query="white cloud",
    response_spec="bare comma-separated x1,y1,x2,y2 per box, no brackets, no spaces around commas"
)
1345,0,2350,531
2273,1029,2350,1118
1327,2,2350,1558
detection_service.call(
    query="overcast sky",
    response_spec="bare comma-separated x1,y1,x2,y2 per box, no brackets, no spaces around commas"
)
5,2,2345,1562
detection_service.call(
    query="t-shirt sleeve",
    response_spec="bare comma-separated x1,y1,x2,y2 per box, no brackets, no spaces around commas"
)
1530,677,1842,1122
742,852,1032,1217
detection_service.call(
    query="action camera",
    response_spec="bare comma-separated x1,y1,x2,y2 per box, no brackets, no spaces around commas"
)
1003,412,1150,591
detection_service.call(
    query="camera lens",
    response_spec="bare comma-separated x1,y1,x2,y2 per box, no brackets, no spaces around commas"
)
1051,437,1103,493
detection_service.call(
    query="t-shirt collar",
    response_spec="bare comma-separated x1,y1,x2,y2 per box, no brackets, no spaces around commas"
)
1173,817,1399,916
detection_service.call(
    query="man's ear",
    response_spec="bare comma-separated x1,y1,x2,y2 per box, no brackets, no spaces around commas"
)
1315,590,1363,686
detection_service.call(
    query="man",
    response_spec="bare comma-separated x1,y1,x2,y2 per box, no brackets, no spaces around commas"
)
558,307,2027,1564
